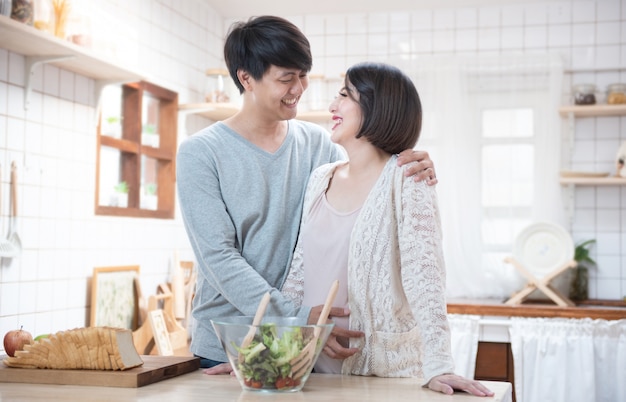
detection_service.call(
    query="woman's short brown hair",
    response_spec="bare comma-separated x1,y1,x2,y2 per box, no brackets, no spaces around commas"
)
344,62,422,154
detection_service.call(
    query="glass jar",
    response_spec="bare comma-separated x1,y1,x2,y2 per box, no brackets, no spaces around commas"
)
10,0,34,25
205,68,230,103
306,74,325,111
572,83,596,105
33,0,52,32
606,83,626,105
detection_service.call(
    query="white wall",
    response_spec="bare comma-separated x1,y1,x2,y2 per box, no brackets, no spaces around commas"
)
0,0,624,347
282,0,625,300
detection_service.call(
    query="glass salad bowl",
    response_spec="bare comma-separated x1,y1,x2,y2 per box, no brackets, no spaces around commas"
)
211,316,334,392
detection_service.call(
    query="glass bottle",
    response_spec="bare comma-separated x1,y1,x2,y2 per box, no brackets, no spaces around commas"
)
606,83,626,105
572,84,596,105
10,0,34,25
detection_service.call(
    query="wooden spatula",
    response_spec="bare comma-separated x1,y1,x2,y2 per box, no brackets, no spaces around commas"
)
238,291,271,362
290,280,339,379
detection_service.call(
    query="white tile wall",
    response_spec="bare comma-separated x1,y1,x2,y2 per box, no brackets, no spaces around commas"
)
296,0,625,302
0,0,215,341
0,0,624,350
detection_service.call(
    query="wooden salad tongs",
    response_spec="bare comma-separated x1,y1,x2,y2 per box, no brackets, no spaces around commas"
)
290,280,339,380
239,291,271,363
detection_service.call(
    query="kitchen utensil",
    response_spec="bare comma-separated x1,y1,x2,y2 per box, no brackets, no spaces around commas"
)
7,161,22,256
0,164,18,257
290,279,339,380
238,291,271,362
617,141,626,177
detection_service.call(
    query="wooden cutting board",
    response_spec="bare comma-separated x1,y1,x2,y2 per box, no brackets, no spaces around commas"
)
0,355,200,388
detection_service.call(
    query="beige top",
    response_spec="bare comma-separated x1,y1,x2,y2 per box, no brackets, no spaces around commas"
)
301,192,360,373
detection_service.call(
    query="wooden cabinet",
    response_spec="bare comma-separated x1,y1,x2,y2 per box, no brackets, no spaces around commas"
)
474,342,516,402
96,81,178,219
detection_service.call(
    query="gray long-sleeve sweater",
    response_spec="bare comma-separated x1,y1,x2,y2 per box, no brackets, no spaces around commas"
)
177,120,344,361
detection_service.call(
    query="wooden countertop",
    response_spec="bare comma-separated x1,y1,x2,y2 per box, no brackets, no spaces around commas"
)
0,369,512,401
447,299,626,320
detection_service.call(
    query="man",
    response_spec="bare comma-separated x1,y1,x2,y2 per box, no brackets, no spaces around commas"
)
177,15,437,372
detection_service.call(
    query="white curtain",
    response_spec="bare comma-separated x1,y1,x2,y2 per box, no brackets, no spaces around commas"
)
447,314,480,379
509,317,626,402
409,54,564,299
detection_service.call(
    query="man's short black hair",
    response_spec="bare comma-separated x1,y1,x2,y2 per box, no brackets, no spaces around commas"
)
224,15,313,94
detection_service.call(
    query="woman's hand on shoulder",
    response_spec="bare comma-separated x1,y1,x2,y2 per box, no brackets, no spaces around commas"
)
427,374,495,397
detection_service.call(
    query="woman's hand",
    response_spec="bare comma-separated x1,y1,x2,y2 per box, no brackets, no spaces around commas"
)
309,306,364,360
427,374,495,397
396,149,437,185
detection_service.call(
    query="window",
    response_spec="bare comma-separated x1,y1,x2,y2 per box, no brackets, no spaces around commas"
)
480,106,536,271
96,81,178,218
473,88,559,291
410,55,563,298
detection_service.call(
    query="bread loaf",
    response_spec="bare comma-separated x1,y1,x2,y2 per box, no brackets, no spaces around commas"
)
3,327,143,371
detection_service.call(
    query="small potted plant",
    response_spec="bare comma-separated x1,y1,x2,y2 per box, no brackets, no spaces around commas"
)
141,124,159,147
569,239,596,302
110,181,129,208
141,183,157,210
102,115,122,138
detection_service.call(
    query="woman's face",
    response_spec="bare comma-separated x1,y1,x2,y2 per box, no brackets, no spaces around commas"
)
328,82,362,146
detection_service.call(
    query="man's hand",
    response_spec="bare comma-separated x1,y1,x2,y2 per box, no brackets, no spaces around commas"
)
397,149,437,185
309,306,364,360
203,362,233,376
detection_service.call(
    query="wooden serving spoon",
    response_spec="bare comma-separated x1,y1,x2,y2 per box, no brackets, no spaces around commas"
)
238,291,271,362
290,280,339,379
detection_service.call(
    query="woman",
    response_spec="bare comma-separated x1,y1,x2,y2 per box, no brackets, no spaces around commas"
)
281,62,493,397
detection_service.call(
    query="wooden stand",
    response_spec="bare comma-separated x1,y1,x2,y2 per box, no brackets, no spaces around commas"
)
504,256,577,307
133,284,189,356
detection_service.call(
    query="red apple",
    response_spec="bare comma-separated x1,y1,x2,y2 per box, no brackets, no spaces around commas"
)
3,326,33,357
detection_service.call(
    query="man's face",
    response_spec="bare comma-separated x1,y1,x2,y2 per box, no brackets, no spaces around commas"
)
248,65,309,121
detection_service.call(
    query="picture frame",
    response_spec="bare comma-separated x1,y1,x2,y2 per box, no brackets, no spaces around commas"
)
90,265,140,329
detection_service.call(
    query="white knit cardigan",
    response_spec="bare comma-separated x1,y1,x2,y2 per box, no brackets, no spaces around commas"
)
282,156,455,385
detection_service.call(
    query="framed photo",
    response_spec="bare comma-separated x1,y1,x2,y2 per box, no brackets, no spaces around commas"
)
90,265,140,329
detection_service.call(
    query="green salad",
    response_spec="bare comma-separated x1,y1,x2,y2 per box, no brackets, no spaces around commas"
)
234,323,306,390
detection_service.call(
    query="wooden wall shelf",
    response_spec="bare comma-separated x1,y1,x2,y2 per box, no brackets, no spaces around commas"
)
178,103,332,124
559,104,626,117
560,176,626,186
0,15,143,109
